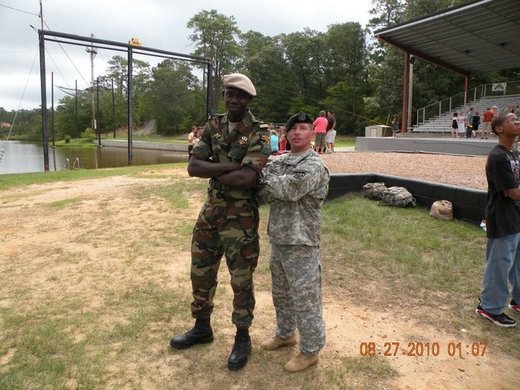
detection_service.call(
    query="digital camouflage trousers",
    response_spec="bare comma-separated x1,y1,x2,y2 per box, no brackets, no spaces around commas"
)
190,195,260,328
270,244,326,354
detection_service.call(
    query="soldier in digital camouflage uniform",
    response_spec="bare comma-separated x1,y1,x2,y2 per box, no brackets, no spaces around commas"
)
170,73,271,371
259,112,329,373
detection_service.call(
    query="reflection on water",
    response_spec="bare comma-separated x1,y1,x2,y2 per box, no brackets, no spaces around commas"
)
0,141,188,175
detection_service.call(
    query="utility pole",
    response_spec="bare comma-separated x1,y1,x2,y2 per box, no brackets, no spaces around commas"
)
51,71,55,146
38,0,49,171
86,34,97,135
96,77,101,147
39,0,43,30
111,78,116,138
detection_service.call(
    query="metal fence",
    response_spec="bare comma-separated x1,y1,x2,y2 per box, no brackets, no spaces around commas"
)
416,81,520,125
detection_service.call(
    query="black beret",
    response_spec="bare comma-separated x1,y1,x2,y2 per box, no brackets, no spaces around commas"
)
285,112,313,131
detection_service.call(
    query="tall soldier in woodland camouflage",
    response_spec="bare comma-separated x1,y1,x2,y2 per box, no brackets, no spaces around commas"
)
259,112,329,372
170,73,271,370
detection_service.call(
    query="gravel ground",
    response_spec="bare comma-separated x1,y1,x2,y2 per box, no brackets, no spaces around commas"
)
320,151,487,190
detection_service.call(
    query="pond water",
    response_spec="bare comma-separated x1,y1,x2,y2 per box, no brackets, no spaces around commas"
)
0,141,188,175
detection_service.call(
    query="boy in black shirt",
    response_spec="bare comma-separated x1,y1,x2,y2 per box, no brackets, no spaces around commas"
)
476,113,520,327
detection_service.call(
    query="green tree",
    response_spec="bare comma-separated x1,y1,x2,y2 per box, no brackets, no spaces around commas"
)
54,92,91,139
99,55,152,130
283,29,327,107
187,9,241,111
148,60,201,134
323,23,369,134
238,31,294,123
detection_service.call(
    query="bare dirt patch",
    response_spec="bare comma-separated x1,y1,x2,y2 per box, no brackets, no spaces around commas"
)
0,158,517,389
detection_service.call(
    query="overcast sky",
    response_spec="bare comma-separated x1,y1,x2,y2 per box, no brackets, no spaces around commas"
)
0,0,373,111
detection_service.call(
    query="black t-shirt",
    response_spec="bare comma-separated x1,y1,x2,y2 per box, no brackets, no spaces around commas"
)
326,117,336,131
472,115,480,129
485,144,520,238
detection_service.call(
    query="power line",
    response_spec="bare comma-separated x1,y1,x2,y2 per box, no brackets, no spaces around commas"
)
42,21,89,86
0,3,39,16
6,49,39,141
56,85,78,97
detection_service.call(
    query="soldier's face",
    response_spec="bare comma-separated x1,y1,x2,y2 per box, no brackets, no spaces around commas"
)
287,123,313,153
224,88,251,121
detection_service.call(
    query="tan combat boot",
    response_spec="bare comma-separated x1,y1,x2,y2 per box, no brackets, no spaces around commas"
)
284,352,319,372
261,334,297,350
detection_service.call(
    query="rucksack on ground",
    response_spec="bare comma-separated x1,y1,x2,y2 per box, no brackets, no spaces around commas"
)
362,182,387,200
379,186,416,207
430,200,453,220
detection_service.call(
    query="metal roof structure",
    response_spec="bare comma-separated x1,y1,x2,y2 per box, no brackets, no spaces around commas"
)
374,0,520,76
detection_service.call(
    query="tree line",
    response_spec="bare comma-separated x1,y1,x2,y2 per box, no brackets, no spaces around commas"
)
1,0,519,141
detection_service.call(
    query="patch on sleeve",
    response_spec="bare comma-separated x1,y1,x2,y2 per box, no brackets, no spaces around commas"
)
293,172,306,180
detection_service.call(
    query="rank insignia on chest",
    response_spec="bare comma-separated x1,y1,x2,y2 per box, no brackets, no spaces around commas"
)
293,172,306,180
238,136,248,145
214,133,221,139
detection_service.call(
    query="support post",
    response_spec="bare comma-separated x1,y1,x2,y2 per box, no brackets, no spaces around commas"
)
127,47,133,165
51,71,55,146
407,55,415,131
464,76,469,106
38,29,49,171
111,78,116,138
401,51,410,133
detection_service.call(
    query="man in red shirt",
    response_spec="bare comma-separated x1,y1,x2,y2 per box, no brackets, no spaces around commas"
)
312,111,328,154
482,107,495,139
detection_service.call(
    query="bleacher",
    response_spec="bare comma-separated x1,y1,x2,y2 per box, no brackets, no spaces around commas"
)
412,95,520,134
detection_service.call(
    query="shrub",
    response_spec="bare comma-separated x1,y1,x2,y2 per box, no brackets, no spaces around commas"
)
80,128,96,141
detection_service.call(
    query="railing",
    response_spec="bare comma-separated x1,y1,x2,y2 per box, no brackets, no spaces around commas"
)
64,157,80,170
416,81,520,125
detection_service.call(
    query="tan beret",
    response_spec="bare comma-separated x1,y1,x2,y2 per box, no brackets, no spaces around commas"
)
222,73,256,97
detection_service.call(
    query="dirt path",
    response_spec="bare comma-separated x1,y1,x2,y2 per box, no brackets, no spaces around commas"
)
0,164,517,389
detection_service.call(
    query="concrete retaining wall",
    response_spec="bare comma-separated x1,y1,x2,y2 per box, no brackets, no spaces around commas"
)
355,137,496,156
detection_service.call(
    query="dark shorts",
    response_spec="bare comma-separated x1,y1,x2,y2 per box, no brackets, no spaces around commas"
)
315,133,326,147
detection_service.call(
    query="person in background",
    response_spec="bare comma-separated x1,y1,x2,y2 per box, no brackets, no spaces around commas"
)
391,114,400,138
451,112,459,138
324,126,337,153
259,112,329,372
471,111,481,138
187,125,200,160
169,73,271,371
325,111,337,152
270,128,279,154
482,107,494,139
312,111,328,154
492,105,498,118
476,113,520,327
326,111,336,132
465,107,474,139
457,111,466,137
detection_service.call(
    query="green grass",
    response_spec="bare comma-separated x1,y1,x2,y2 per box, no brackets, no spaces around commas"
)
322,194,520,359
115,133,187,143
54,139,98,148
0,162,188,191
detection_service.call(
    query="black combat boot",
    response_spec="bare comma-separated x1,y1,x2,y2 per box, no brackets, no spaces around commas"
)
170,318,214,349
227,327,252,370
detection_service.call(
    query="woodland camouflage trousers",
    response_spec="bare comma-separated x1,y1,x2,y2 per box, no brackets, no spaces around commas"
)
190,195,260,328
